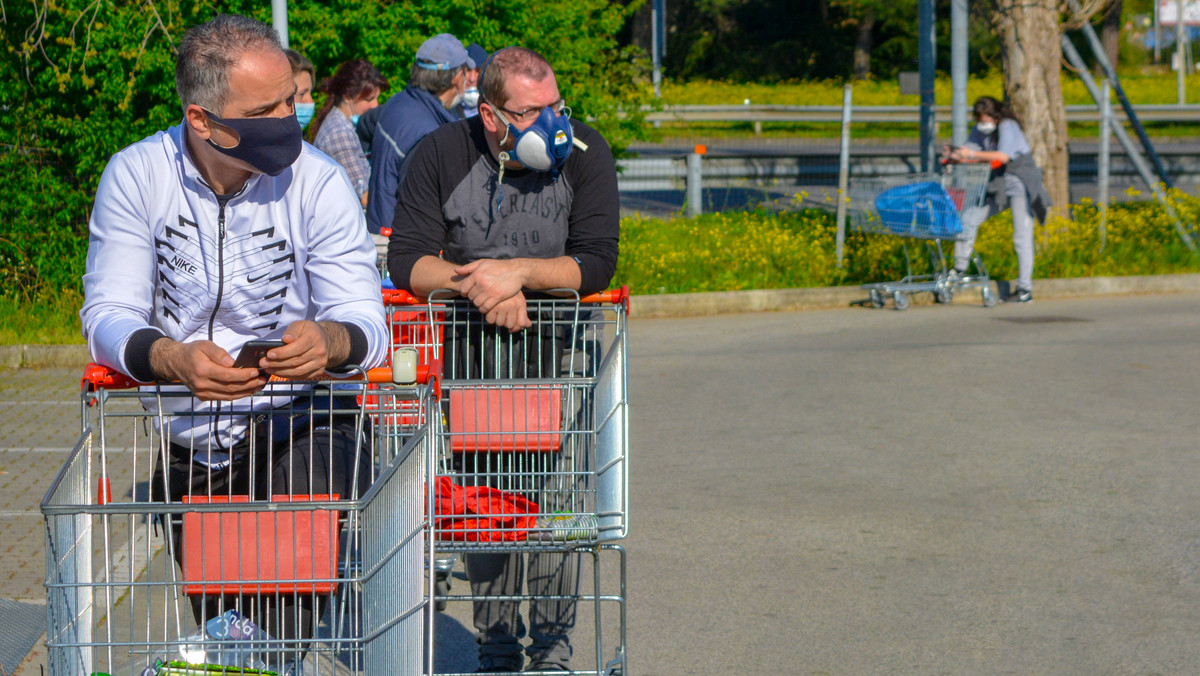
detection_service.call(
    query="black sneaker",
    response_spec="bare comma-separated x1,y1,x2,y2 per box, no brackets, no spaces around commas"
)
1003,288,1033,303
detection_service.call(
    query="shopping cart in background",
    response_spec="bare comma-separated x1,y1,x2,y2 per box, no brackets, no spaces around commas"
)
386,288,630,676
848,162,998,310
42,361,439,676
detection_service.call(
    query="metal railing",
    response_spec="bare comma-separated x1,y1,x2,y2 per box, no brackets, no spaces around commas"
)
640,103,1200,124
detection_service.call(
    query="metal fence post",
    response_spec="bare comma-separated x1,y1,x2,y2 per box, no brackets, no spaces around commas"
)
836,85,853,268
1099,79,1111,252
1179,0,1187,104
686,145,705,218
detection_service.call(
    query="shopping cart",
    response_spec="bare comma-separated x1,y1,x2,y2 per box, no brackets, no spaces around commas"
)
42,362,439,676
386,288,630,676
848,162,998,310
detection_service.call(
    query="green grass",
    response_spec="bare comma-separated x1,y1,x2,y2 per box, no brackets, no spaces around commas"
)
0,289,86,346
649,71,1200,141
612,191,1200,295
7,192,1200,345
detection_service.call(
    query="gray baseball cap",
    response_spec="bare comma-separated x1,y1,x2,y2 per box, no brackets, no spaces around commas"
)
415,33,475,70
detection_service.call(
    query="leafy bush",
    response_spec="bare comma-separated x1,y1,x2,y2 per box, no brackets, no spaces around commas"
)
0,0,650,307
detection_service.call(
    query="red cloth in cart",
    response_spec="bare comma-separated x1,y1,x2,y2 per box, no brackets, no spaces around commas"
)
433,476,540,541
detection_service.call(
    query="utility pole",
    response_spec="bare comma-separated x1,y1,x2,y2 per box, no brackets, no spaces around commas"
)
918,0,937,171
272,0,289,48
652,0,665,98
950,0,969,145
1178,0,1186,103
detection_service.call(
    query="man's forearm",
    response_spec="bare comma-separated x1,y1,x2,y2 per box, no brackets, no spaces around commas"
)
317,321,352,368
410,255,464,297
412,255,582,299
147,337,184,382
516,256,582,292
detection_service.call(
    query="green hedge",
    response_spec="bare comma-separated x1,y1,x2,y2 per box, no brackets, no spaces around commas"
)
0,0,649,305
10,193,1200,344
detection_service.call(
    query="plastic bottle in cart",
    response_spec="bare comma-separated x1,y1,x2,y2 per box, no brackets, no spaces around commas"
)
177,609,281,671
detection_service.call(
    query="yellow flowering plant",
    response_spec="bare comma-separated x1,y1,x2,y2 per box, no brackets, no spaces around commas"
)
614,194,1200,294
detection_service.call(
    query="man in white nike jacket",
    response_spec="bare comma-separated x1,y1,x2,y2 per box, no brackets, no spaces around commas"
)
79,14,388,655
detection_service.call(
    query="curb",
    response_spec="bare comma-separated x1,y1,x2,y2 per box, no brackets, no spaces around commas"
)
6,274,1200,368
0,345,90,370
626,272,1200,318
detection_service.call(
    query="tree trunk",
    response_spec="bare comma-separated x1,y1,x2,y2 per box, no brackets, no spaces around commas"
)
854,8,877,80
1099,0,1122,75
991,0,1071,211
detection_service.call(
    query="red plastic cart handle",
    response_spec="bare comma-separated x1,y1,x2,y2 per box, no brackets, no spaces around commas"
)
82,361,440,391
381,288,423,306
581,287,630,307
385,286,629,308
82,363,146,392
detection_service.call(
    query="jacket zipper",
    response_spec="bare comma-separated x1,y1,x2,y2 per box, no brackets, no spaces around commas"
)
207,199,228,445
207,200,227,340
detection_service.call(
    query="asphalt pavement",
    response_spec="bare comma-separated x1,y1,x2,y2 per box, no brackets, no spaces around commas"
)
5,292,1200,674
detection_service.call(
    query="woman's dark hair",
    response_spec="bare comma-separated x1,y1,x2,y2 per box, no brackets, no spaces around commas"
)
308,59,389,140
972,95,1021,131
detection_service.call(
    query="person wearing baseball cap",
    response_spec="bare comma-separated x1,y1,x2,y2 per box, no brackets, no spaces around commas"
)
456,43,490,119
365,33,475,234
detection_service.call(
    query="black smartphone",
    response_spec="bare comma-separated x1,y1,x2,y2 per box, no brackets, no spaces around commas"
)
232,340,285,369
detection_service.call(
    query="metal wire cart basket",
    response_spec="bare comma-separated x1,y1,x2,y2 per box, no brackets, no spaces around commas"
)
848,162,998,310
43,363,438,676
383,287,630,676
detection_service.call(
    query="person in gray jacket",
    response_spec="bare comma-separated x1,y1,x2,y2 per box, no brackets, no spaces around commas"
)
944,95,1051,303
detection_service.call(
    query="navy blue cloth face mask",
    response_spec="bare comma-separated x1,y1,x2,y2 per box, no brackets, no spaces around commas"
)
202,108,303,177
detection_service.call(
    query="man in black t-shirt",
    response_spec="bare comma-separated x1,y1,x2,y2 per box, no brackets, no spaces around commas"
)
388,47,619,673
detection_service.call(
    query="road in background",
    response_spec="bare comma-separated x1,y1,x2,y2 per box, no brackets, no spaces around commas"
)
6,293,1200,673
619,138,1200,216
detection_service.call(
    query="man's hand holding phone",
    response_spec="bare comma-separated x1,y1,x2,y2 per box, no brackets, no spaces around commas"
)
148,339,269,401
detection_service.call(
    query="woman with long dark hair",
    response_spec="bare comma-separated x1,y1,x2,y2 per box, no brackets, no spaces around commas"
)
945,95,1050,303
311,59,389,206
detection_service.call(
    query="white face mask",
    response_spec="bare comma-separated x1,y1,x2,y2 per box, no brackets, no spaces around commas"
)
976,121,997,135
462,87,481,109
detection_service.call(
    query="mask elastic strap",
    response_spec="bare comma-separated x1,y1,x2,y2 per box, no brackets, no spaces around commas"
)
496,151,509,211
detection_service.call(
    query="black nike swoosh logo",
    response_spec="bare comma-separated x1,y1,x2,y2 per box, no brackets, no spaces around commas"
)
247,272,268,283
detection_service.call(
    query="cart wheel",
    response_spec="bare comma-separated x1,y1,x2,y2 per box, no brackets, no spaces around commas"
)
869,289,885,309
982,286,998,308
435,570,450,612
935,288,954,305
892,291,910,311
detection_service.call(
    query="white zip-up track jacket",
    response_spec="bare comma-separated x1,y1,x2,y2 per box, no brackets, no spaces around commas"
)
82,123,388,452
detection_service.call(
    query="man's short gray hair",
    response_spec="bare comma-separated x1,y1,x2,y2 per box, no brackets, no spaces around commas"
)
408,62,463,96
176,14,284,113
